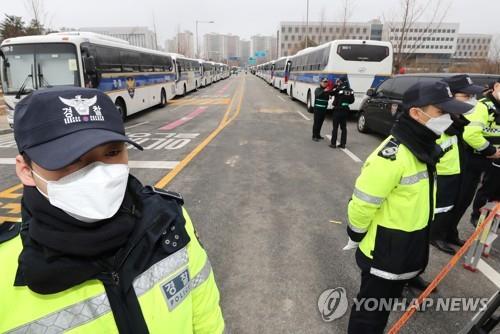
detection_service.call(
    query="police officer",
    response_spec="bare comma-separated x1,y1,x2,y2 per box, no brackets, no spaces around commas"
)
312,77,332,141
346,81,472,333
452,78,500,228
0,87,225,333
429,75,484,255
329,76,354,149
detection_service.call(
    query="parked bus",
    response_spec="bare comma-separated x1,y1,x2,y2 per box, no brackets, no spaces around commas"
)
287,39,393,112
260,61,275,84
169,53,202,96
0,31,177,124
200,60,214,87
272,56,292,92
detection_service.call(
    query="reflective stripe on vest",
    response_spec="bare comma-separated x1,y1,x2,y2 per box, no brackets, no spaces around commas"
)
6,292,111,334
370,267,421,280
434,205,454,214
399,171,428,185
353,187,384,205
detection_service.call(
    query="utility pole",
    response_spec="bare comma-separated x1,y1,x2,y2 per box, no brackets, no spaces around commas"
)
306,0,309,49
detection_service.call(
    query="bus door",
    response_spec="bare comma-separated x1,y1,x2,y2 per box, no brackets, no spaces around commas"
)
284,60,292,84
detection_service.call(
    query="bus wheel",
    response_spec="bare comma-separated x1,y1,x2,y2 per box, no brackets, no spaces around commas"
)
195,81,198,91
115,98,127,122
306,91,314,113
159,89,167,108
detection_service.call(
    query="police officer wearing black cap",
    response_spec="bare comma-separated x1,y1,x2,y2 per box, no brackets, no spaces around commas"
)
346,81,472,334
329,76,354,148
312,77,333,141
428,75,485,254
452,77,500,229
0,87,225,333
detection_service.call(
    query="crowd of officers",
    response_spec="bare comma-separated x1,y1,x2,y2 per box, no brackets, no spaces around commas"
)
345,75,500,333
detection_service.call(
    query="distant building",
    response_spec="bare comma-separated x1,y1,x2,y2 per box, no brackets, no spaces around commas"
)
224,34,240,64
278,20,381,57
165,38,177,53
80,26,157,49
251,35,277,63
240,40,251,67
203,33,224,62
176,31,195,58
453,33,492,60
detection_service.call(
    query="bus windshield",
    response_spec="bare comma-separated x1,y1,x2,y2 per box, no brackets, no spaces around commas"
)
1,43,80,94
337,44,389,62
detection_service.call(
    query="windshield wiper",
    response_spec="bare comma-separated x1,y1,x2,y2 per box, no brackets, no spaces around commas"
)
37,63,50,87
15,64,34,99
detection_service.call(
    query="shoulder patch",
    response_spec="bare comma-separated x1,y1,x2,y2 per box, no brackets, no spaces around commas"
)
378,138,400,161
0,222,20,244
145,185,184,205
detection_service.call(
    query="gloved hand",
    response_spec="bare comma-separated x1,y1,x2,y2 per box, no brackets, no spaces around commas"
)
342,238,359,250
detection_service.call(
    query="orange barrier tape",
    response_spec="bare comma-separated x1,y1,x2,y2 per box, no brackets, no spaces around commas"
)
387,202,500,334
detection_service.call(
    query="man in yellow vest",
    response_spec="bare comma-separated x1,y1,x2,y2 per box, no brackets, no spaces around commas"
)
452,78,500,228
429,75,485,255
0,87,225,333
346,81,473,333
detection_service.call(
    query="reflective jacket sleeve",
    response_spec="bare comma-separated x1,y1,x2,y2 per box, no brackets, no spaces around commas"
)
183,208,225,334
347,152,403,241
463,102,497,156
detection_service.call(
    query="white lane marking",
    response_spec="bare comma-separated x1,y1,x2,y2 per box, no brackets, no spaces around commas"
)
125,121,149,130
477,259,500,288
277,95,286,102
295,110,311,121
325,135,363,163
0,158,179,169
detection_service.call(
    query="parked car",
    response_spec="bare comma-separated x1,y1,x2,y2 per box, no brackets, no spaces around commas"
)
357,73,500,136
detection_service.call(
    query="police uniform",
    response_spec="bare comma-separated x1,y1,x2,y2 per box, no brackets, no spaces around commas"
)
330,78,354,148
346,81,472,333
452,91,500,227
429,75,484,253
312,80,332,140
0,87,225,334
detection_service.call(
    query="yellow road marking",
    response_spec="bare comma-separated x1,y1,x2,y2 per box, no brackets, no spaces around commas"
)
155,78,246,189
0,183,23,199
169,98,230,106
2,203,21,214
0,216,21,224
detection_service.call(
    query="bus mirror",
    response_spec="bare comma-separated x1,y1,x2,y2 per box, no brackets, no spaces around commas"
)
366,88,376,97
84,56,96,74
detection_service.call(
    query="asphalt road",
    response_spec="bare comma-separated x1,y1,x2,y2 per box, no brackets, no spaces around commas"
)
0,74,498,333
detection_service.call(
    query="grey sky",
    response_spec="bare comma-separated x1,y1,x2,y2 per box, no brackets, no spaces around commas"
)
1,0,499,44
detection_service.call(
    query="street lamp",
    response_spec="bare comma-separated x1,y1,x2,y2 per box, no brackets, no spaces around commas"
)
196,20,215,59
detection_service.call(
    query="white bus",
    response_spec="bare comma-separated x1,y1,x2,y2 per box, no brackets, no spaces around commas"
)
261,61,274,84
286,40,393,112
200,60,214,87
272,56,292,92
169,53,202,96
0,32,177,124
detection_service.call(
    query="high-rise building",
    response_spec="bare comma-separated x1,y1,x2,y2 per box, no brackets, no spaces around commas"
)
203,33,224,62
164,31,195,57
80,26,157,49
224,34,240,60
251,35,277,63
165,39,177,53
453,33,492,60
240,40,251,67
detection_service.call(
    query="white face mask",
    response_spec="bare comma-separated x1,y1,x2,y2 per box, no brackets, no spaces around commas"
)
420,110,453,136
33,162,130,223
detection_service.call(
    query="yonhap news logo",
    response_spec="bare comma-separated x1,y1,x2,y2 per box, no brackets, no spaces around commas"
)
317,287,349,322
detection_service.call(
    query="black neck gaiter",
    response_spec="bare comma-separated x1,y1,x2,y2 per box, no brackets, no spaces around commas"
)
22,185,136,257
391,112,444,166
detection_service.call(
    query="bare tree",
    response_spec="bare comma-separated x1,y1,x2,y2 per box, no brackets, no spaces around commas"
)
339,0,355,39
384,0,450,72
24,0,48,34
488,36,500,74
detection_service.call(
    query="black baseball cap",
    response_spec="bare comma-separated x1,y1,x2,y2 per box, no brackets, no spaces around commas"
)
14,86,143,170
403,81,473,115
442,74,484,95
321,77,329,83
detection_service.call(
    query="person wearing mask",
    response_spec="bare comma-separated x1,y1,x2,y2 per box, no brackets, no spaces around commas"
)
0,87,225,334
312,77,332,142
452,78,500,228
329,76,354,149
346,81,472,334
429,75,484,255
